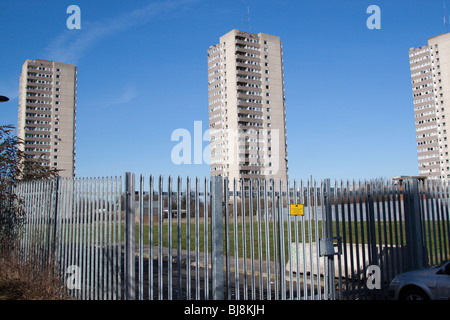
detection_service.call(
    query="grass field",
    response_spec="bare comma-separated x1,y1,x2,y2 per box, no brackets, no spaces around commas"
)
25,217,449,265
124,219,449,264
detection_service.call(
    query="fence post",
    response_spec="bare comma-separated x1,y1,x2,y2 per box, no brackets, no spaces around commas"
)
323,179,336,300
125,172,136,300
211,175,224,300
366,188,378,267
51,176,60,259
404,179,425,271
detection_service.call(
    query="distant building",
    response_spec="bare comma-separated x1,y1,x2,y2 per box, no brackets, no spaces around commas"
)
18,59,77,177
207,29,288,186
409,33,450,180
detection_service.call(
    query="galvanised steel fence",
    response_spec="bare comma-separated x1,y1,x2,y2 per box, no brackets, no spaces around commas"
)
10,174,450,300
15,176,123,300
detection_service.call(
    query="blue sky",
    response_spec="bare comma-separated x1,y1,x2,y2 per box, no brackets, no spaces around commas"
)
0,0,448,181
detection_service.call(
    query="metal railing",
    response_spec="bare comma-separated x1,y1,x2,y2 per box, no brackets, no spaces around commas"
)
10,174,450,300
15,176,123,300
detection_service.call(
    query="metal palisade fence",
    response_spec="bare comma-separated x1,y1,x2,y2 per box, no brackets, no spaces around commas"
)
15,176,123,300
10,174,450,300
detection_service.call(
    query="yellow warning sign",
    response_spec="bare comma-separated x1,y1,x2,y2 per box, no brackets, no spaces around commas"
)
290,204,304,216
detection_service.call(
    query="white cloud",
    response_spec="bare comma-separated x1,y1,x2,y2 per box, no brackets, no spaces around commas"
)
42,0,198,64
89,86,139,110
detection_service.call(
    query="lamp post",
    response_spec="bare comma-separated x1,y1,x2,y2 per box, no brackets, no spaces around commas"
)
0,95,9,103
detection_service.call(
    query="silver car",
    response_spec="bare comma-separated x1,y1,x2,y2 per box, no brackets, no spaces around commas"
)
389,261,450,300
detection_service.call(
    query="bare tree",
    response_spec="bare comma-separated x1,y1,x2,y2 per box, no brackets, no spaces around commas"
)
0,125,58,249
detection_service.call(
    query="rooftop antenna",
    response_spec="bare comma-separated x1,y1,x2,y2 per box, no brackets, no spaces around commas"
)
444,2,449,33
244,7,250,32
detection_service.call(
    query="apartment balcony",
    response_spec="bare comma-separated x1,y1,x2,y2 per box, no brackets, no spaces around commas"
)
236,81,249,88
238,165,258,171
235,68,250,76
236,102,264,111
236,60,247,67
238,172,264,179
25,86,52,93
24,120,52,127
234,38,247,46
26,74,52,82
237,120,264,129
237,97,262,106
24,149,51,156
237,110,263,118
236,83,262,93
24,136,51,142
24,117,50,124
25,108,52,115
237,92,262,100
24,123,51,130
25,109,52,116
236,67,261,76
25,101,52,108
236,59,261,68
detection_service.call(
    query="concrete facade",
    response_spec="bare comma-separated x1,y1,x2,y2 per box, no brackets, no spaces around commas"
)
207,29,288,186
18,59,77,177
410,33,450,180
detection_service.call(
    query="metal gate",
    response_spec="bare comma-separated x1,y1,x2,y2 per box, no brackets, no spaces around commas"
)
123,174,339,300
221,177,338,300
